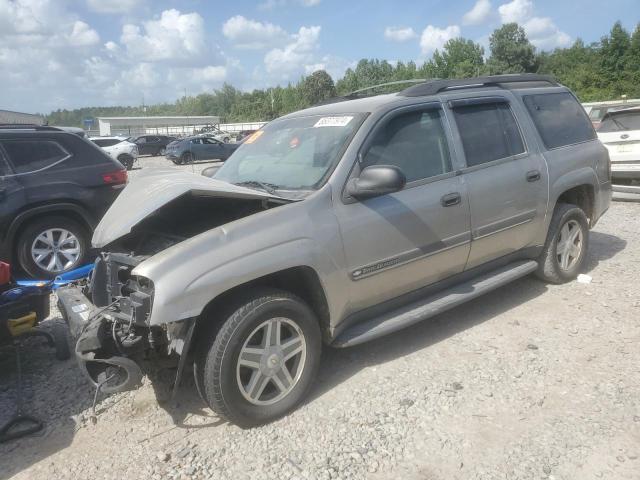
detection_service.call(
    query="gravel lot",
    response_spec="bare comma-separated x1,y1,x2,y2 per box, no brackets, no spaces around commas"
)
1,161,639,480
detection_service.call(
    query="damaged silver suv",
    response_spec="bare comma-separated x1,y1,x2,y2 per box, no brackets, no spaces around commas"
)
58,75,611,427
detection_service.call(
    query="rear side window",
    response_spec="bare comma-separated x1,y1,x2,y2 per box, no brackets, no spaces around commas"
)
453,102,525,167
598,111,640,132
93,139,121,147
361,108,452,182
1,139,69,174
523,92,595,149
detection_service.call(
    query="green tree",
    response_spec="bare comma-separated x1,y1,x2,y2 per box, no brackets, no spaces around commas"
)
428,38,485,78
487,23,537,74
300,70,336,105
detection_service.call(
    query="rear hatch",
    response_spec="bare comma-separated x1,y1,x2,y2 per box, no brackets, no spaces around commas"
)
597,109,640,174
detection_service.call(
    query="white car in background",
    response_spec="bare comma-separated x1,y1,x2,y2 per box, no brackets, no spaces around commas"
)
90,136,139,170
597,106,640,199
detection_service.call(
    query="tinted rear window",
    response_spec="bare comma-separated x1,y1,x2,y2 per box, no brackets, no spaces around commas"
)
598,111,640,132
453,102,525,167
523,92,595,149
93,138,122,147
1,139,69,174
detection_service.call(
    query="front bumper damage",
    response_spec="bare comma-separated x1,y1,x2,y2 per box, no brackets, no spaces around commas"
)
57,253,195,395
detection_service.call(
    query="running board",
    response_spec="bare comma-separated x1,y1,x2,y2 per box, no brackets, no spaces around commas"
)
332,260,538,348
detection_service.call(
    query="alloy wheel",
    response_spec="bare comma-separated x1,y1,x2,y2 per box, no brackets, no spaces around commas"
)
556,219,583,271
236,317,306,406
31,228,81,273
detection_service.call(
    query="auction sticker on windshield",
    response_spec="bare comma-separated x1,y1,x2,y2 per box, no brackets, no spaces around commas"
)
314,116,353,128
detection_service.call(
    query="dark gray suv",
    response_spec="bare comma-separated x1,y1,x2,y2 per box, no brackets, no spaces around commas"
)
0,125,126,278
58,75,611,427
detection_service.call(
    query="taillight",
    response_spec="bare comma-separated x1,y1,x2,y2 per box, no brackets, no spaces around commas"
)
102,169,128,185
0,261,11,286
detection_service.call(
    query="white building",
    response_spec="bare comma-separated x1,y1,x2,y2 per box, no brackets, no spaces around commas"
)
97,115,221,136
0,109,45,125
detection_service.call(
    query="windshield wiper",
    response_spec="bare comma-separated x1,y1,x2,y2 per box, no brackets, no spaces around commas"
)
234,180,281,196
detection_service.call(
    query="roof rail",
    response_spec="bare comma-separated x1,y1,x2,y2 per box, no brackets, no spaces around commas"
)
316,79,428,106
0,124,60,131
399,74,559,97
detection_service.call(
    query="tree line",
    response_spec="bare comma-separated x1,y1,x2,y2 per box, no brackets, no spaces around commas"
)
47,21,640,128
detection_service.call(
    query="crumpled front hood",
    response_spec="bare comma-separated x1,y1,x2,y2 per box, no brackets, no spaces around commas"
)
92,168,281,248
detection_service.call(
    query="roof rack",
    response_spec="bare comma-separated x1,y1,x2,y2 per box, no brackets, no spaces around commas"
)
399,74,559,97
316,79,428,106
0,123,59,130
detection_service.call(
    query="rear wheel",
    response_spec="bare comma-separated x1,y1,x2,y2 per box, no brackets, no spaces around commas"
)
194,289,321,428
536,203,589,284
223,137,230,144
118,154,134,170
158,147,167,156
17,216,89,279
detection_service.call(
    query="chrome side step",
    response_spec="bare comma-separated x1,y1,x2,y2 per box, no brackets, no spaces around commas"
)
332,260,538,348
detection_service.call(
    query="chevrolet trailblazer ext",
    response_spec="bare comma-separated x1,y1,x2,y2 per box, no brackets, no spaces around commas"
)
58,75,611,427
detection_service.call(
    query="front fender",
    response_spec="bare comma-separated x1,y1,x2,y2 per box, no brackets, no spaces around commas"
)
139,237,339,327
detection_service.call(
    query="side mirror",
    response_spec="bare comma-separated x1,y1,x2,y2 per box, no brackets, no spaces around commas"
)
201,165,221,178
347,165,406,200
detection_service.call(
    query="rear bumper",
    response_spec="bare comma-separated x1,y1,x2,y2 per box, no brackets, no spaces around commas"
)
612,183,640,202
611,162,640,180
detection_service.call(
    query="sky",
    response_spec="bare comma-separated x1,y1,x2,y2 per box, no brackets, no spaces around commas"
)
0,0,638,114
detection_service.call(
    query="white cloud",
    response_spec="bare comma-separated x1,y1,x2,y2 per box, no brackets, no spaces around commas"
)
304,55,354,80
384,26,417,42
420,25,461,56
0,3,230,112
120,9,207,64
497,0,571,49
259,0,321,9
67,21,100,46
463,0,492,25
86,0,142,14
222,15,289,49
498,0,533,23
523,16,571,49
264,25,321,77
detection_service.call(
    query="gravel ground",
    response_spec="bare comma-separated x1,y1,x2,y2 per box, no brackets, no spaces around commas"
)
0,177,639,479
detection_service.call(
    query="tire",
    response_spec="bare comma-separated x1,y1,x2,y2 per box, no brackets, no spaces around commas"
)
118,154,134,170
158,147,166,156
223,137,230,144
535,203,589,284
51,322,71,361
17,216,89,279
181,152,193,164
194,288,321,428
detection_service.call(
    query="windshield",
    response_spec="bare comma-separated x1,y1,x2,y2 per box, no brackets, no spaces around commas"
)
598,111,640,132
214,114,364,193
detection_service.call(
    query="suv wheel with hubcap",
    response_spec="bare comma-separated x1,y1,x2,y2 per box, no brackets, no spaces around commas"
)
536,203,589,283
194,289,321,428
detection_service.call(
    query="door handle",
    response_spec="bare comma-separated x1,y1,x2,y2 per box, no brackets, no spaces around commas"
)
440,192,461,207
526,170,541,182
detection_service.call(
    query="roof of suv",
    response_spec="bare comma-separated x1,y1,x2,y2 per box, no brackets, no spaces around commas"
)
284,74,564,119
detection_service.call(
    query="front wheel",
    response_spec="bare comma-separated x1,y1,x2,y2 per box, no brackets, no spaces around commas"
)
181,152,193,164
194,289,321,428
536,203,589,284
